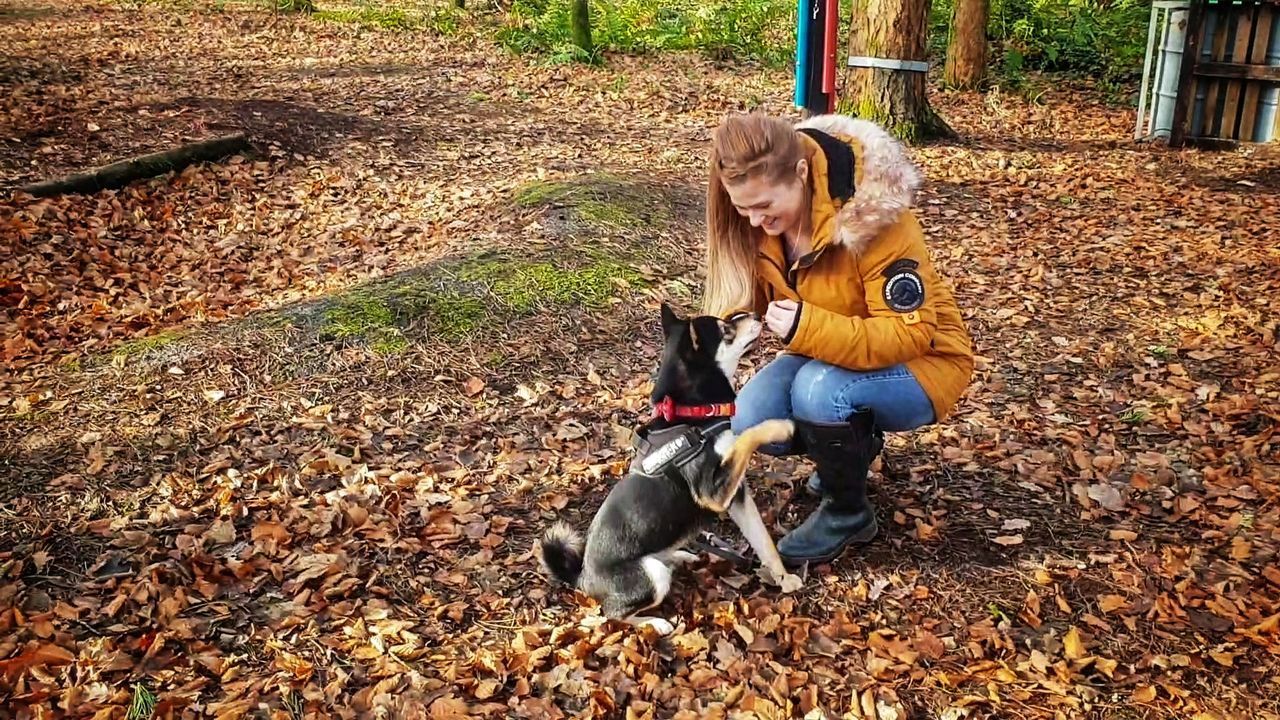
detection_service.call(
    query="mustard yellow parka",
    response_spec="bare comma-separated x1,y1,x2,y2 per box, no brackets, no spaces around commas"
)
747,114,973,422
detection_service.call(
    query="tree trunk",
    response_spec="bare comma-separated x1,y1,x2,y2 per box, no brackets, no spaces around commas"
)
842,0,954,143
944,0,988,89
570,0,593,58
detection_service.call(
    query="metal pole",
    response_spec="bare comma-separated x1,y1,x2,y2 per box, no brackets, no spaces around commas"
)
795,0,811,108
1136,3,1161,140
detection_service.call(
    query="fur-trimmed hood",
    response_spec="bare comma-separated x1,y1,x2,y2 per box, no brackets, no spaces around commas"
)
795,114,923,255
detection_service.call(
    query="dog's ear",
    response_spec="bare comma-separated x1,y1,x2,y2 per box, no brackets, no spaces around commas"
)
660,302,681,336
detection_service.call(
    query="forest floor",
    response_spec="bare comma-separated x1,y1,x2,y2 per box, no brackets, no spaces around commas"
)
2,1,1279,718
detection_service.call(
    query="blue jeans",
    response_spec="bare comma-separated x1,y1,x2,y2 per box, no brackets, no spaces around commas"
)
732,353,935,456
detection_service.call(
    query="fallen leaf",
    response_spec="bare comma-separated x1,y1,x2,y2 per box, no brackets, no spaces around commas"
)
1230,536,1252,561
473,679,501,700
204,519,236,545
1087,483,1125,512
202,388,226,402
1099,595,1128,614
994,534,1024,546
1063,627,1086,660
1132,686,1157,703
462,377,486,397
274,650,314,680
1208,650,1236,667
913,629,946,659
429,695,470,719
1001,518,1030,531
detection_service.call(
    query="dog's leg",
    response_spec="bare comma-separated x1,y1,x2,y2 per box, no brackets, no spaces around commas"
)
625,615,676,635
692,420,795,514
715,419,803,592
619,556,678,636
727,489,803,594
668,550,700,565
719,419,796,483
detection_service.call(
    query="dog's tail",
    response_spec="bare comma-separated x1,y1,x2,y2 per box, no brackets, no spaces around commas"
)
536,522,585,587
721,419,796,482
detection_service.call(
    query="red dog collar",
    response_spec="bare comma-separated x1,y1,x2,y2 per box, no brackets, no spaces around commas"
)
652,396,735,422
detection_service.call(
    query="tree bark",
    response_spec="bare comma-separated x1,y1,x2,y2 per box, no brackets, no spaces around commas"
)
570,0,593,58
944,0,988,89
18,134,252,197
842,0,954,143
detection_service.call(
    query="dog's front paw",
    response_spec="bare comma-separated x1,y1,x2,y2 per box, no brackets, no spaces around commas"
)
669,550,700,565
757,566,804,593
631,616,676,636
778,572,803,594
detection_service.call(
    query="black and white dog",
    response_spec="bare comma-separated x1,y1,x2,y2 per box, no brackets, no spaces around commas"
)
536,303,800,634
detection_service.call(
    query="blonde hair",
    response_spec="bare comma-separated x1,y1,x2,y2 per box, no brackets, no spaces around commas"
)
701,112,805,317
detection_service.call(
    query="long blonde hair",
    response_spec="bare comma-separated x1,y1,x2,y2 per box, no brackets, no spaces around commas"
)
701,112,805,317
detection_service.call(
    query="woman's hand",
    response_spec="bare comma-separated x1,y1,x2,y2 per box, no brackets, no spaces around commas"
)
764,299,800,338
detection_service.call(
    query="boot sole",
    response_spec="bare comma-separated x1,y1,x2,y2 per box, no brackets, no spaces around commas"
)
779,520,878,567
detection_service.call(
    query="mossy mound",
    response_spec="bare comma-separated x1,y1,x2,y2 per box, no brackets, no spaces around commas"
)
303,250,643,353
513,174,677,230
110,330,187,363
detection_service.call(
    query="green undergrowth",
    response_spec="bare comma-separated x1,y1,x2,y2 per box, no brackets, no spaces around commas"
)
303,174,674,352
513,174,674,229
497,0,795,65
309,251,643,353
929,0,1147,95
110,330,187,364
312,2,465,32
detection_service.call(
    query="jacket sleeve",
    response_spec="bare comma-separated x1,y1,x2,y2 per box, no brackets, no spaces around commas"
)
785,228,939,370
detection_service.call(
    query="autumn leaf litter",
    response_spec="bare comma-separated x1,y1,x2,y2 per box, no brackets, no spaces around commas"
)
1,1,1279,718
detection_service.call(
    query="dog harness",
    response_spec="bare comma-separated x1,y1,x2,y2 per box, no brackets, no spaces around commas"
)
629,420,731,484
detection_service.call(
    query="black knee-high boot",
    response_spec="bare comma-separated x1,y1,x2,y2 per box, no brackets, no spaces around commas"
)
804,420,883,496
778,409,882,565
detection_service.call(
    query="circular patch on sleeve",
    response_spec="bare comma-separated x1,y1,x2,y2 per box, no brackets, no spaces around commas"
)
883,269,925,313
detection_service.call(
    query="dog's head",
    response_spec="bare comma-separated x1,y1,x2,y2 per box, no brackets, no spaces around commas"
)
651,302,762,405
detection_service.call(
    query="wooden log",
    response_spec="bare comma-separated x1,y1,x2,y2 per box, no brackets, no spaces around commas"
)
17,133,252,197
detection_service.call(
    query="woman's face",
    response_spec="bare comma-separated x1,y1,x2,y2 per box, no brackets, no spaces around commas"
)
724,164,808,237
